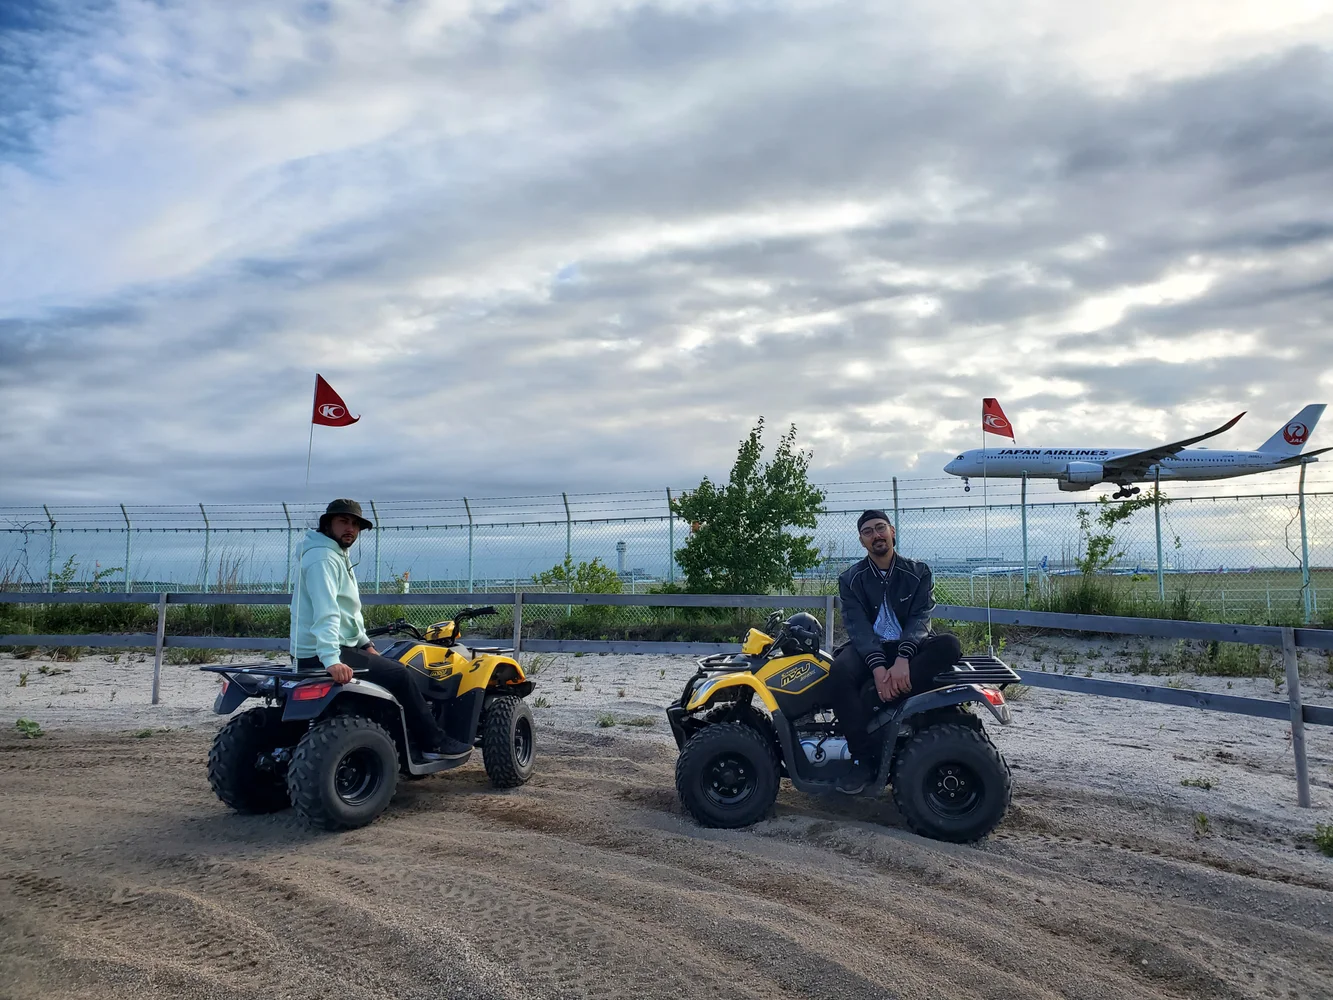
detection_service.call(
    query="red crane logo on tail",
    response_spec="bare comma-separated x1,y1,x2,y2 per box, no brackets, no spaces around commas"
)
1284,422,1309,446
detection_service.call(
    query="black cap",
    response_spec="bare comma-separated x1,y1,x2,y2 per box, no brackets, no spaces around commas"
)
323,498,374,530
857,509,890,531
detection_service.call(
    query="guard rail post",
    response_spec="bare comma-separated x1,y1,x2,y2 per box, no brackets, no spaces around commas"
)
1282,627,1311,807
152,593,168,705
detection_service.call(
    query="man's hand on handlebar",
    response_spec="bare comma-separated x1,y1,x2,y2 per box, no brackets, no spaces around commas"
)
328,663,354,684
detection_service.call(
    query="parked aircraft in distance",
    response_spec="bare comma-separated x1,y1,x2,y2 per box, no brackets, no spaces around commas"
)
944,405,1328,499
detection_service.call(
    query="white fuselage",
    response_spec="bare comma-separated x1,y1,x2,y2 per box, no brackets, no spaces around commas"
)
944,446,1305,490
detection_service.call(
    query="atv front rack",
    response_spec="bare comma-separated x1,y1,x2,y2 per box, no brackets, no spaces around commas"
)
695,652,756,672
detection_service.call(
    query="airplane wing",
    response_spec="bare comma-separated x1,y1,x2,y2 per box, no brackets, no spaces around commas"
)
1101,412,1246,481
1271,446,1332,466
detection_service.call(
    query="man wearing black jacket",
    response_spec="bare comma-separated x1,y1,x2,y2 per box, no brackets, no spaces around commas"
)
829,509,962,793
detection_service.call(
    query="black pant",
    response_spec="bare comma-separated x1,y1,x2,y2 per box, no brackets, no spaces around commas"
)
827,633,963,763
298,645,447,751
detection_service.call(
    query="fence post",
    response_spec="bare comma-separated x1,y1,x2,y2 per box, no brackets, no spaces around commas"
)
892,477,900,543
43,505,56,586
1153,468,1166,603
562,492,572,616
1299,462,1312,624
666,488,675,584
282,502,293,592
199,504,210,593
512,591,523,653
369,500,381,594
824,593,835,649
463,497,474,593
120,504,132,593
1020,473,1029,606
152,593,168,705
1282,627,1311,807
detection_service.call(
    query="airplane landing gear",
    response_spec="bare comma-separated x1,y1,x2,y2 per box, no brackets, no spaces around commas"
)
1111,485,1142,500
962,477,971,493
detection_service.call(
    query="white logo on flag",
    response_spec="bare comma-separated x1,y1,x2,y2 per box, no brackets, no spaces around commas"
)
319,403,345,419
984,413,1009,430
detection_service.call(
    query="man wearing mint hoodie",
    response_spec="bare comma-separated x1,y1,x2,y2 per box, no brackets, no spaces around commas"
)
291,499,471,760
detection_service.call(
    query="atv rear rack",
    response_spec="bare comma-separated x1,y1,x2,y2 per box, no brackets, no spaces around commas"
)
932,654,1021,687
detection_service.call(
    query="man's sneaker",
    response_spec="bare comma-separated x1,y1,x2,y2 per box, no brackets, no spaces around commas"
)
421,736,473,762
836,762,874,795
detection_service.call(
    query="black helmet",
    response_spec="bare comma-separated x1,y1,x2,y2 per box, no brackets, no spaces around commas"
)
779,612,823,655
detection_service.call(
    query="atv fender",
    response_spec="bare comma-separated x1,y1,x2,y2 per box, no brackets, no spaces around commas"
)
213,673,264,715
280,678,400,722
685,674,779,713
866,684,1011,735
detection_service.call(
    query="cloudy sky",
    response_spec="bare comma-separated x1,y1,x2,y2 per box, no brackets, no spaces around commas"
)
3,0,1333,507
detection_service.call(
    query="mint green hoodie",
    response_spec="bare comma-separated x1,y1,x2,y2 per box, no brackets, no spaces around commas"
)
289,530,371,667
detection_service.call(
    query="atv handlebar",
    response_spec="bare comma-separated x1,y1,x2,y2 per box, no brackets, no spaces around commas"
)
365,618,424,640
454,606,498,622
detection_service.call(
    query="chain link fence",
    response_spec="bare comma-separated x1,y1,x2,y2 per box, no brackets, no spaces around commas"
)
1,473,1328,626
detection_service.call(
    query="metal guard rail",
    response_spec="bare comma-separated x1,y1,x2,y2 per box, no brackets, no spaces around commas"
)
1,590,1328,807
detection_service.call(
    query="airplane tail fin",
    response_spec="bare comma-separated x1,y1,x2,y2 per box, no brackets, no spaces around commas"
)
1257,404,1325,455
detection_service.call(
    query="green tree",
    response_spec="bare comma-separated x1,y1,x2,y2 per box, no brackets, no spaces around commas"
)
671,419,826,594
533,555,623,594
1075,492,1166,575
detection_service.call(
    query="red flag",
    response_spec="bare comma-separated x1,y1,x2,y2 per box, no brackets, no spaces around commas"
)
312,374,360,427
982,397,1014,439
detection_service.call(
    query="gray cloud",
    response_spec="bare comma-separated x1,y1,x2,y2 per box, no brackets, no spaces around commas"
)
2,2,1333,505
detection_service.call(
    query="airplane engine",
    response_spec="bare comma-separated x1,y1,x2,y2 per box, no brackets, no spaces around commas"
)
1063,461,1104,484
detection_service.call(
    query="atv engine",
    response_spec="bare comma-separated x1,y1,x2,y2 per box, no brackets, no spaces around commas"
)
799,736,852,766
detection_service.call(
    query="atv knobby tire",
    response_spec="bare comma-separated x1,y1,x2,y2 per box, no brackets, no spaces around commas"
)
287,716,399,831
482,695,535,788
676,721,780,829
891,721,1011,843
208,706,304,814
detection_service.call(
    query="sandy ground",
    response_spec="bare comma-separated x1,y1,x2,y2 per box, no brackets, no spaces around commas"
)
2,637,1333,998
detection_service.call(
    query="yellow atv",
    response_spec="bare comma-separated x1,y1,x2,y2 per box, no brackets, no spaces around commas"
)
666,611,1018,842
204,607,535,830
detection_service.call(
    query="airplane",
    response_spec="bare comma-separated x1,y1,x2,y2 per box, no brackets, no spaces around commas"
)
944,405,1329,499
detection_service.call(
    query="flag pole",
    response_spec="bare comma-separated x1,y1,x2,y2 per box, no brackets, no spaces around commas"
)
291,374,318,671
982,401,992,654
305,375,318,490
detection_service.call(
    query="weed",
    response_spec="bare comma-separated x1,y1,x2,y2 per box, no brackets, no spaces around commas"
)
617,688,626,698
1057,652,1078,666
1314,823,1333,857
574,651,585,658
623,716,656,727
1181,777,1215,790
595,713,616,728
18,672,28,687
573,676,583,692
1193,812,1210,837
532,695,551,708
165,647,223,665
51,646,84,662
524,653,556,677
110,653,121,664
659,669,666,679
1031,650,1043,663
15,718,44,739
132,728,169,738
561,675,574,683
37,665,70,676
1003,684,1030,701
